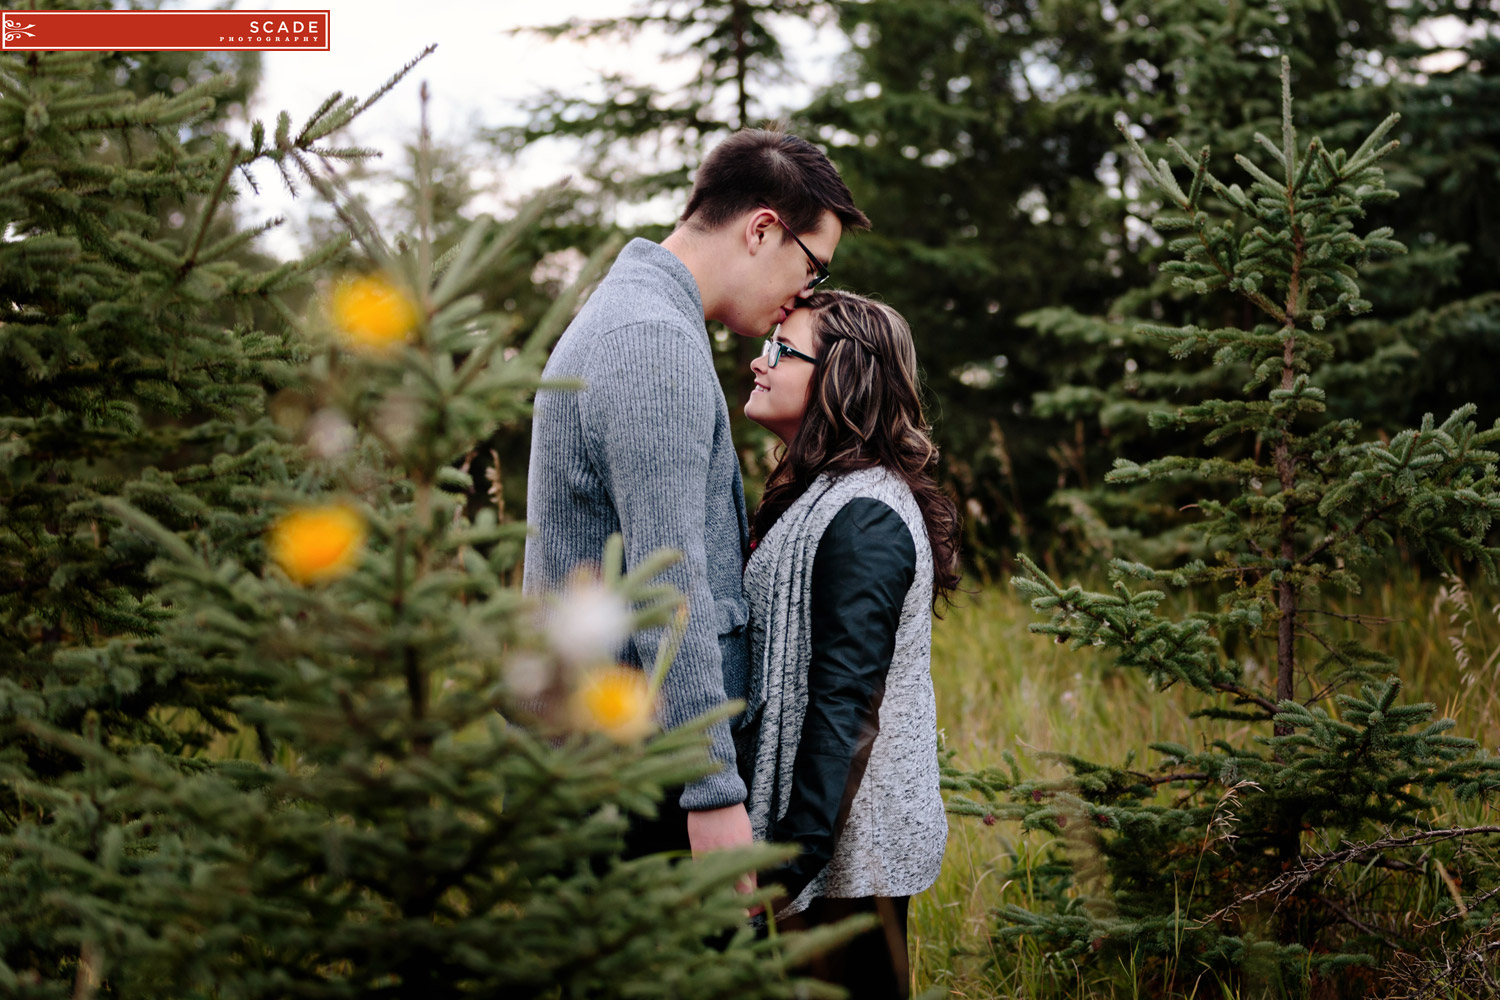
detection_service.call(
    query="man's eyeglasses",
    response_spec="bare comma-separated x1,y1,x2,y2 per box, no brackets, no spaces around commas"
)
772,216,831,291
761,337,818,368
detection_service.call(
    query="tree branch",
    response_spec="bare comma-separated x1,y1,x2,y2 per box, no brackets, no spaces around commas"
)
1206,825,1500,921
1212,680,1278,715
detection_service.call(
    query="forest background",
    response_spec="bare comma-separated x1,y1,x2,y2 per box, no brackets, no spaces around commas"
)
247,0,1500,578
4,0,1500,997
265,0,1500,993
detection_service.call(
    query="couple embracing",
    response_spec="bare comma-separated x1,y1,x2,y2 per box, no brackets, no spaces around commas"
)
523,127,960,998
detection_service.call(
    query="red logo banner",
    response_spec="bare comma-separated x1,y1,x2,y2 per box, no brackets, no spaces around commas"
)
1,9,329,51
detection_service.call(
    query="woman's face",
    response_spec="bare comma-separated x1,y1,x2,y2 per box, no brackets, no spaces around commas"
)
745,308,818,443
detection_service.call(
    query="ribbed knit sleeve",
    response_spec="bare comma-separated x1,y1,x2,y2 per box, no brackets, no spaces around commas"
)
577,320,747,811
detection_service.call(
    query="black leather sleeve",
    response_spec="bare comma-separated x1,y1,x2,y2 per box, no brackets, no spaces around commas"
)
761,497,917,903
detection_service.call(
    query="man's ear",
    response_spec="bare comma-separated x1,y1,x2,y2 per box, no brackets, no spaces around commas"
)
744,208,777,256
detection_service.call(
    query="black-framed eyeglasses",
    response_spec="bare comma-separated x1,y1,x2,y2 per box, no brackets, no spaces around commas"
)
771,215,831,291
761,337,818,368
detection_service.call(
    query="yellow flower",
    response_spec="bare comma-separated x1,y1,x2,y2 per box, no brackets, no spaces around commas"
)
269,503,366,585
572,666,656,742
329,274,420,352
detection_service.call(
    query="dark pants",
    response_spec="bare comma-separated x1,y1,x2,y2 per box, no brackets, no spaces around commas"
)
775,895,911,1000
620,786,745,953
622,784,692,858
622,791,912,996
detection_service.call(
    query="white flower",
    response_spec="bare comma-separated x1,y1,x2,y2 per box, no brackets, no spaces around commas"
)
305,408,355,459
504,651,554,700
372,390,421,450
546,576,632,667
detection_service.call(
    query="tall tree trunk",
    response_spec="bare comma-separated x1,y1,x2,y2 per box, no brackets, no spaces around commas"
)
732,0,749,130
730,0,758,419
1272,218,1306,945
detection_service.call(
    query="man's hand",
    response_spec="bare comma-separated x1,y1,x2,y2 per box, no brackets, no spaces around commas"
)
687,802,753,856
687,803,757,897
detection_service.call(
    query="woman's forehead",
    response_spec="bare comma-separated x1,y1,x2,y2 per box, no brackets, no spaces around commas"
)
776,309,818,348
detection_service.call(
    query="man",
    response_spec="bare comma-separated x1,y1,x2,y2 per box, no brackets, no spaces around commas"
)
523,127,870,859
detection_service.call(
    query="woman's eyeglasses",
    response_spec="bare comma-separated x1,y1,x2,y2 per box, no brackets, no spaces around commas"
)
761,337,818,368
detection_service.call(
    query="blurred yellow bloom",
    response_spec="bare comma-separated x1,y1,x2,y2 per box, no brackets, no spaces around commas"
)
269,503,366,585
330,274,420,352
572,666,655,742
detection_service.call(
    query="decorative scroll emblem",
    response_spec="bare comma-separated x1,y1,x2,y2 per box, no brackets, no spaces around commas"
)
3,16,38,42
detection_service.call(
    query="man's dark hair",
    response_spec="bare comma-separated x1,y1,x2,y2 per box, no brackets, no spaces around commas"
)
680,126,871,237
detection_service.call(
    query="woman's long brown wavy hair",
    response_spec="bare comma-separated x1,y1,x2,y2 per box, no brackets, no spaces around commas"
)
750,290,962,607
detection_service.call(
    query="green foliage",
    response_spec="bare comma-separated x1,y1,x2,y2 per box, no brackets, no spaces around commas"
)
495,0,829,194
0,39,376,814
0,31,444,992
1018,0,1500,568
791,0,1500,571
1,70,847,992
949,61,1500,997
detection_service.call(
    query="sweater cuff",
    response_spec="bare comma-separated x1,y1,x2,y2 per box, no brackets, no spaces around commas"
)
679,715,748,811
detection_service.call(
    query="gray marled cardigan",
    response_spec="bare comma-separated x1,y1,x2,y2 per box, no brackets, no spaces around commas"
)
522,238,751,812
739,467,946,915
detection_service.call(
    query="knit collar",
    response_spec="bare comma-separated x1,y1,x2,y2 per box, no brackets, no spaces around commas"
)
615,237,705,331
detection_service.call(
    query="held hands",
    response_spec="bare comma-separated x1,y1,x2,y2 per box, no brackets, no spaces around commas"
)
686,803,758,903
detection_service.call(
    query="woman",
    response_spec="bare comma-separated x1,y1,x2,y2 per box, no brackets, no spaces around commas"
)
736,290,961,999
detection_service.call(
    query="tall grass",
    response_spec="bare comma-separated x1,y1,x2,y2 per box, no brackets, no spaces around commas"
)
915,569,1500,997
181,564,1499,994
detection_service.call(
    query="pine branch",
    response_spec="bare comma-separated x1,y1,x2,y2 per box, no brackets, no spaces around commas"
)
1301,499,1405,566
1301,609,1398,628
179,143,240,275
1206,825,1500,920
1211,680,1278,716
1313,893,1409,952
1414,883,1500,930
351,45,437,121
1137,772,1212,787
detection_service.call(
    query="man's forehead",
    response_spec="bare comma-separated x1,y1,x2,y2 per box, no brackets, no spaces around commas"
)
808,210,842,240
806,212,842,260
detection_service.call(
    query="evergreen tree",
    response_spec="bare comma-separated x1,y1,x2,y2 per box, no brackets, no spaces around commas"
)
0,33,425,992
297,133,563,532
949,61,1500,997
498,0,833,203
1017,0,1500,564
799,0,1500,569
2,83,853,995
0,37,407,833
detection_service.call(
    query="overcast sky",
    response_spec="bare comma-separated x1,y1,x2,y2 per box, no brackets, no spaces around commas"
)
192,1,845,257
178,2,1477,259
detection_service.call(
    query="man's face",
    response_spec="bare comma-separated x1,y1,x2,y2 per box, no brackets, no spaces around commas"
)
725,209,842,337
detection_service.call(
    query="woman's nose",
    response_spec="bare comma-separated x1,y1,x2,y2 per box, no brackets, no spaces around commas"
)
750,354,767,375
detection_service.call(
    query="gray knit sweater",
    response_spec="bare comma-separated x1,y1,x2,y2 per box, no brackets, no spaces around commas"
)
522,238,750,811
738,467,946,914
